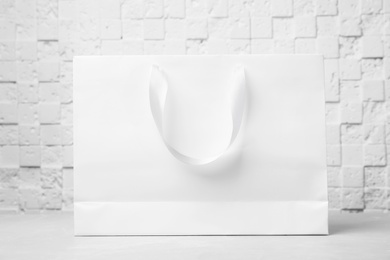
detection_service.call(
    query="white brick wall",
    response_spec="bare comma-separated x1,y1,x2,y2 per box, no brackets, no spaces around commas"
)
0,0,389,212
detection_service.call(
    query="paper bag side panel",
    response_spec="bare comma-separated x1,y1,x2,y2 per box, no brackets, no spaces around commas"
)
75,201,328,235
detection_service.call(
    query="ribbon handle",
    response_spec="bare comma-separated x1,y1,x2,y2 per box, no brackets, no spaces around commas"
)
149,65,246,165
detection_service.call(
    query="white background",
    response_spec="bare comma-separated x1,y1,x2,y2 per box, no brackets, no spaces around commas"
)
0,0,389,212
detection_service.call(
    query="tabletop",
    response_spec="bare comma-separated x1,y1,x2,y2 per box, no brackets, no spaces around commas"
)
1,211,389,260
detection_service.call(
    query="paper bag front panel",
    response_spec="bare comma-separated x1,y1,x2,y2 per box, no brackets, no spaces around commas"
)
74,55,328,235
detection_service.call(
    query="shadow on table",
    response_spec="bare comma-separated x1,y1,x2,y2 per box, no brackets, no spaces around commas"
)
329,221,355,235
328,212,387,235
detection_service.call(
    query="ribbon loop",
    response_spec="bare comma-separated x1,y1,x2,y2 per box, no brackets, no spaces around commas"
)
149,65,246,165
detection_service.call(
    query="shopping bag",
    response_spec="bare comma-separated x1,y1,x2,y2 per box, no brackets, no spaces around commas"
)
74,55,328,235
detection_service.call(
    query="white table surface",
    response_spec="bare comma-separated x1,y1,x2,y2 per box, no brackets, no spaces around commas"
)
1,211,389,260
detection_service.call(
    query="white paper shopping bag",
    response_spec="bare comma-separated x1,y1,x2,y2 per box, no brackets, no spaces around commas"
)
74,55,328,235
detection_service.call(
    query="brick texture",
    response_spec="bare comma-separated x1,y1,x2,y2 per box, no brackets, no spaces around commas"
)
0,0,389,212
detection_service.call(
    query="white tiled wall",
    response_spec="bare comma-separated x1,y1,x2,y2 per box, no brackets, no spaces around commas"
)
0,0,389,211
